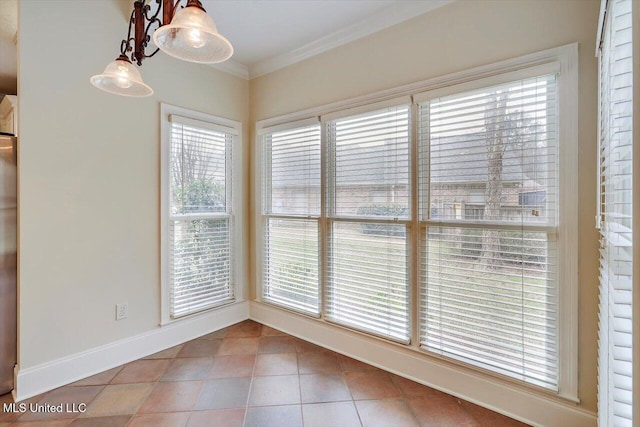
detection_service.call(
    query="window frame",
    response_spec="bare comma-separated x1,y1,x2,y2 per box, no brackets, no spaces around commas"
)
323,100,413,343
415,68,563,392
259,117,323,316
160,103,244,325
254,44,578,401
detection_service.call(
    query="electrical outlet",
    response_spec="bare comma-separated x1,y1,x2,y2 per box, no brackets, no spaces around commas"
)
116,303,128,320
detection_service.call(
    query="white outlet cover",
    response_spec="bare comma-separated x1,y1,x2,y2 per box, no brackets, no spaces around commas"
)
116,303,128,320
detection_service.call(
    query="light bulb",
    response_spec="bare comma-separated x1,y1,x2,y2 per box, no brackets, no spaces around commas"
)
185,28,205,49
115,66,133,89
115,76,132,89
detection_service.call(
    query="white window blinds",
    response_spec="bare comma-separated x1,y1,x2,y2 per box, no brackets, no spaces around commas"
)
326,104,411,343
168,120,234,319
419,75,560,390
262,123,321,315
256,48,578,403
598,0,634,425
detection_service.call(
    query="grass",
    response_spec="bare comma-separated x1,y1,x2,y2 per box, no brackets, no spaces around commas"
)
265,220,557,382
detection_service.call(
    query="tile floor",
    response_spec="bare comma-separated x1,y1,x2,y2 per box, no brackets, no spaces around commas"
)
0,320,529,426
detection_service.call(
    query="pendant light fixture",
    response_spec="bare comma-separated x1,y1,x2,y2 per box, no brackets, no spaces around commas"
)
90,0,233,97
90,54,154,97
153,2,233,64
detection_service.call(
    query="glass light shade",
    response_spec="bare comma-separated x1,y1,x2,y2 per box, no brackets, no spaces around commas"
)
90,58,153,97
152,6,233,64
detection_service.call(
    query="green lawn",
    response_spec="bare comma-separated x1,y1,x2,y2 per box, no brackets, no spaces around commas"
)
264,220,555,378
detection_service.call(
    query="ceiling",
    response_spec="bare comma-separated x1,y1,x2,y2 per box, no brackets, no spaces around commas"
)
0,0,453,91
202,0,453,78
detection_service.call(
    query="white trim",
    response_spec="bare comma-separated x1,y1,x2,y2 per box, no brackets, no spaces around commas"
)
163,106,242,133
248,0,455,79
160,103,172,326
320,95,412,122
253,125,265,304
555,42,580,402
169,114,239,136
209,59,250,80
412,62,561,104
596,45,603,230
231,116,246,303
256,44,579,130
257,116,320,136
14,302,249,402
250,301,594,427
160,103,244,325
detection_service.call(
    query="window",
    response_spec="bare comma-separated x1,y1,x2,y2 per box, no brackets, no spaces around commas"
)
417,74,560,390
261,119,321,315
161,105,242,322
256,46,577,399
325,102,411,342
597,0,635,424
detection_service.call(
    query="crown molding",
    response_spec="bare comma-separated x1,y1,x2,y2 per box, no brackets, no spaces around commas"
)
210,58,250,80
248,0,455,79
207,0,455,81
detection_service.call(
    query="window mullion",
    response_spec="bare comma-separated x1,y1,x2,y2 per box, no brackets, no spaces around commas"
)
264,135,272,215
226,134,232,216
320,120,328,319
410,101,420,347
180,124,185,216
323,121,335,321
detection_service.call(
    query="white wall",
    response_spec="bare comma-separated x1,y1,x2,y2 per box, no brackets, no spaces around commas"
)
250,0,600,415
17,0,249,372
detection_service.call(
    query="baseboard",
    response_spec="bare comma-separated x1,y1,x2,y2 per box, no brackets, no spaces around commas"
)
14,301,250,401
249,301,596,427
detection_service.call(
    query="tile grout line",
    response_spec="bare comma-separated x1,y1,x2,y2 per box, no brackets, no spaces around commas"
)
296,347,304,427
122,356,169,426
242,327,260,427
346,358,365,427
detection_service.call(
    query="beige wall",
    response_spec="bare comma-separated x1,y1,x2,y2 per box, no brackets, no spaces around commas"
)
18,0,249,369
16,0,599,415
250,0,600,412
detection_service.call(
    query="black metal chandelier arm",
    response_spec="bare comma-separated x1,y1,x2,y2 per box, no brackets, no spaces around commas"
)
118,9,137,59
142,13,163,60
144,0,163,24
144,17,161,42
120,38,135,57
146,47,161,59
